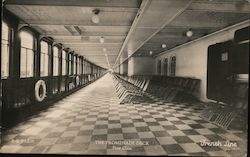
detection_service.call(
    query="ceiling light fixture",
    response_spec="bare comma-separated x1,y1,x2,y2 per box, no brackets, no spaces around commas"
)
103,48,107,52
149,51,153,55
92,9,100,24
100,36,105,43
162,44,167,48
186,30,193,37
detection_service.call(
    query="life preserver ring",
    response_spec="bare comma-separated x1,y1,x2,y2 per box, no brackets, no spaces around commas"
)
35,80,47,102
76,76,80,85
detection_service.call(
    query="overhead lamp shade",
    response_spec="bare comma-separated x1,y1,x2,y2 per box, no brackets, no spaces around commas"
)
162,44,166,48
100,37,105,43
186,30,193,37
149,51,153,55
92,15,100,24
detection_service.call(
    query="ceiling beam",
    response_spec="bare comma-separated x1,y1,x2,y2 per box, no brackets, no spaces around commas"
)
54,38,124,43
155,19,250,57
168,20,229,29
62,42,123,45
22,21,132,26
83,54,117,56
27,23,131,27
113,0,152,67
43,32,127,37
151,32,204,39
86,56,117,58
73,50,119,53
7,5,138,13
188,2,250,13
51,35,126,38
113,0,194,69
5,0,141,8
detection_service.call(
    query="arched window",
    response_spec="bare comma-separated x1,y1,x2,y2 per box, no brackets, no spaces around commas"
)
170,56,176,76
157,60,161,75
164,58,168,76
53,46,59,76
62,50,67,75
20,31,34,78
1,22,10,79
40,41,49,77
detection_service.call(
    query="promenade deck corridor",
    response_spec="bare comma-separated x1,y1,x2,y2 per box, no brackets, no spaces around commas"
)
0,74,247,156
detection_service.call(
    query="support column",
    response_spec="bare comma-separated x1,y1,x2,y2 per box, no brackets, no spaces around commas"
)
119,58,128,75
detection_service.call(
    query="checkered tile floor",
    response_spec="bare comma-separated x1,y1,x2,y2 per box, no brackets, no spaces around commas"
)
0,74,247,156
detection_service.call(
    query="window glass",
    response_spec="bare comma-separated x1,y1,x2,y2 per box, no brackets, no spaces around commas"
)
20,31,34,78
40,41,49,77
157,60,161,75
62,50,67,75
1,22,9,78
53,46,59,76
164,58,168,76
73,56,76,75
77,57,81,75
83,60,85,74
80,58,82,75
69,54,72,75
170,56,176,76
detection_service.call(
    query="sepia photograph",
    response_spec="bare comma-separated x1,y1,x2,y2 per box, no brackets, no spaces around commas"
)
0,0,249,156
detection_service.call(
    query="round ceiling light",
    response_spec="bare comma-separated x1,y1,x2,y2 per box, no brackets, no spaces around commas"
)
162,44,167,48
103,48,107,52
149,51,153,55
100,36,105,43
186,30,193,37
92,9,100,24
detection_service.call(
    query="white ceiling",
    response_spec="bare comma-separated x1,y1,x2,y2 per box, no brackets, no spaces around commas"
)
4,0,250,69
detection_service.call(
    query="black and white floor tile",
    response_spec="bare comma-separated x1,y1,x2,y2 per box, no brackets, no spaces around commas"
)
0,74,247,156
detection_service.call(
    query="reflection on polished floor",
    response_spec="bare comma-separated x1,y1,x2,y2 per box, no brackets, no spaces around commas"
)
0,74,247,156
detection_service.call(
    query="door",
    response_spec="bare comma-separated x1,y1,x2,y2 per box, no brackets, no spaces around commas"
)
207,41,234,103
207,26,249,106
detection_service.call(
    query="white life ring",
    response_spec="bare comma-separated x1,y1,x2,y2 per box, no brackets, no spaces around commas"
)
76,76,80,85
35,80,47,102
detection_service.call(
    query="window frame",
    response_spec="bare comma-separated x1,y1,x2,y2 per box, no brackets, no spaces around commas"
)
61,49,67,76
170,56,176,76
19,30,35,78
164,58,168,76
52,46,59,76
157,59,162,75
1,21,10,79
40,40,49,77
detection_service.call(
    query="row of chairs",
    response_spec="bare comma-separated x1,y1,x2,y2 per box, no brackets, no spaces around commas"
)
112,74,152,103
145,76,201,102
112,73,247,131
112,73,201,104
116,75,152,91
